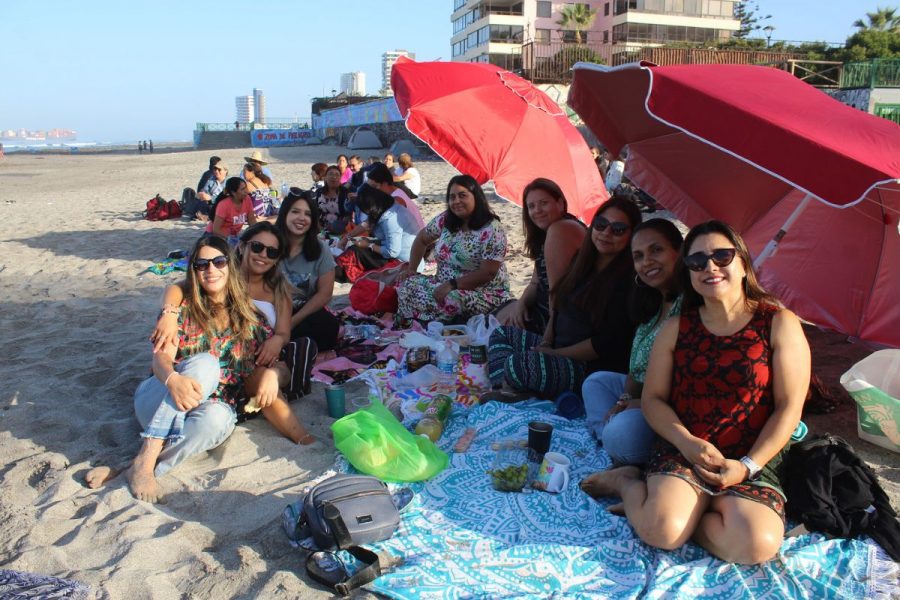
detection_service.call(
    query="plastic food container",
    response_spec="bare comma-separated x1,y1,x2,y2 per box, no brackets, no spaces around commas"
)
488,440,530,492
441,324,470,348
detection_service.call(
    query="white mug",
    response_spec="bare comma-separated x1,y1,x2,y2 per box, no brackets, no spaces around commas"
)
533,452,571,493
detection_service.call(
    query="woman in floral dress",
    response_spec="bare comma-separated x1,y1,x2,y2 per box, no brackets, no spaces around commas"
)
396,174,511,324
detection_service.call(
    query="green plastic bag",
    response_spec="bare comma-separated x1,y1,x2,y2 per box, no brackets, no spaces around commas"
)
331,400,449,482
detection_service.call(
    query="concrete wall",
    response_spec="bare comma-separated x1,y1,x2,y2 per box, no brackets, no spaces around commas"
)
193,131,252,150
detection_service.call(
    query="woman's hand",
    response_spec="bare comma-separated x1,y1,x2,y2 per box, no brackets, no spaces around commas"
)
532,343,557,356
678,435,726,473
254,368,281,409
255,335,283,367
150,313,180,353
433,282,453,304
504,298,530,329
693,458,748,489
604,394,640,422
354,237,371,250
167,373,203,412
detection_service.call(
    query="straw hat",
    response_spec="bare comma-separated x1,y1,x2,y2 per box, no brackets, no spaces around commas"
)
244,150,268,165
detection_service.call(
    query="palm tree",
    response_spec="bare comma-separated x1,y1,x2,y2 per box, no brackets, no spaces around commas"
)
556,4,597,44
853,7,900,32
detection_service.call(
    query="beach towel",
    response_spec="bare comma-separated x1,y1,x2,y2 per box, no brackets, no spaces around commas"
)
144,256,188,276
0,570,90,599
337,401,896,599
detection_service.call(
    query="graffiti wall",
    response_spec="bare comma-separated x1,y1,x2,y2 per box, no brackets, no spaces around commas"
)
312,98,403,131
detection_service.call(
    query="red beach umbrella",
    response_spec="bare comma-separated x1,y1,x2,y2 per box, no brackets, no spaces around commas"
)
569,61,900,347
391,57,607,224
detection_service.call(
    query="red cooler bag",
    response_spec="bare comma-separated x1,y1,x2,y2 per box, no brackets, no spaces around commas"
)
349,265,404,314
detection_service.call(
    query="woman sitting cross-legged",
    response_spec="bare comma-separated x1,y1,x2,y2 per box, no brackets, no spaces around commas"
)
151,222,318,402
85,236,318,503
581,220,810,565
276,191,341,357
335,184,420,283
486,194,641,401
582,218,683,466
494,177,586,334
395,174,512,325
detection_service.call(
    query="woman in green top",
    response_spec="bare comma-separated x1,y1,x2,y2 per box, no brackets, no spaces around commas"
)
581,219,684,465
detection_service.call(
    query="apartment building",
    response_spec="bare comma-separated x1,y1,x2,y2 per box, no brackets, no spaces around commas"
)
451,0,740,70
340,72,367,96
382,50,416,95
235,95,254,124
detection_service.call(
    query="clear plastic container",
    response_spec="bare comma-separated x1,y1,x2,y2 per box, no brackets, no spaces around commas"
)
488,440,529,492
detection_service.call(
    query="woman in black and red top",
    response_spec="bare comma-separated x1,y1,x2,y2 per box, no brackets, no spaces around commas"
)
581,220,810,565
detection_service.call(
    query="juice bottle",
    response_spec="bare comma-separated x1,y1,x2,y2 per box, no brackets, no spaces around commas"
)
414,394,452,442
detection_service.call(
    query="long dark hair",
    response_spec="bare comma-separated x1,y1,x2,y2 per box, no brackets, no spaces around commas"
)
209,176,246,224
275,192,322,262
366,162,393,186
183,235,258,341
443,174,500,233
521,177,573,260
356,184,395,228
238,222,292,314
553,194,642,327
629,218,684,323
681,220,778,310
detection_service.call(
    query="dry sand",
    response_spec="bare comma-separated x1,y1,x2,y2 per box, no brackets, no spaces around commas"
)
0,145,895,599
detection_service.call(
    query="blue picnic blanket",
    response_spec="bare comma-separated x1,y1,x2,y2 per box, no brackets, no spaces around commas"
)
346,401,894,599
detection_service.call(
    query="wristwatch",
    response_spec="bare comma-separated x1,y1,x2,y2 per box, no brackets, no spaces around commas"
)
739,455,762,481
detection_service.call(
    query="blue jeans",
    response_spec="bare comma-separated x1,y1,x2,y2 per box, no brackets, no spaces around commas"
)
582,371,656,466
133,353,236,477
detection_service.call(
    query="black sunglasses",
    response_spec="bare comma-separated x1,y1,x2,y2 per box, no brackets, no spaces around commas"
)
592,215,630,236
248,240,280,259
193,255,229,271
684,248,738,272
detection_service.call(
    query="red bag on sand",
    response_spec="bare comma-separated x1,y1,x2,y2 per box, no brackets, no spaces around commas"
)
349,265,405,315
144,195,165,220
165,199,182,219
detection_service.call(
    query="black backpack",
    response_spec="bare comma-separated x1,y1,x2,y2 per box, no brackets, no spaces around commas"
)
783,433,900,560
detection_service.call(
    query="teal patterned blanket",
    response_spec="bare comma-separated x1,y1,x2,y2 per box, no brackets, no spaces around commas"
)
351,401,894,599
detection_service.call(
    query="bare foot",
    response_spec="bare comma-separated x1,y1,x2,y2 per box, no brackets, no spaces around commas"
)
580,466,641,499
127,465,160,503
84,465,119,489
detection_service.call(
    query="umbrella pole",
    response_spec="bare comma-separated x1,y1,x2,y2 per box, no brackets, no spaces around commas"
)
753,193,813,269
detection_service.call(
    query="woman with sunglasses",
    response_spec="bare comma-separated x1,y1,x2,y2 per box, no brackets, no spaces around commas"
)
276,191,340,357
395,174,511,325
581,218,684,466
86,237,318,503
486,194,640,400
581,220,810,565
152,223,317,400
494,177,586,334
206,177,257,243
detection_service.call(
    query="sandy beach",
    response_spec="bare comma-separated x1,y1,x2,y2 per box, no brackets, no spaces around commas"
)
0,145,896,598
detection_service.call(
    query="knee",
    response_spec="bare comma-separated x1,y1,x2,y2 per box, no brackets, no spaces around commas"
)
636,513,693,551
721,529,782,565
195,404,236,444
179,353,220,387
489,326,508,347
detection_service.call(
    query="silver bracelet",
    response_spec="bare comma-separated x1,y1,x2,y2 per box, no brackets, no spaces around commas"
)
164,371,178,387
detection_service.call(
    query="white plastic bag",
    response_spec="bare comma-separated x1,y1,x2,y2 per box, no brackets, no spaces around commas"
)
840,349,900,453
466,313,501,347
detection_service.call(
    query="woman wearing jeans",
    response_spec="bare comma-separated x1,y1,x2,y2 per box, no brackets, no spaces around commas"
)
582,219,683,465
85,236,315,502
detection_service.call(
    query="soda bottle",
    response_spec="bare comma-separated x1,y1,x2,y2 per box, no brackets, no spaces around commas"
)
281,181,289,198
436,340,458,398
414,394,452,441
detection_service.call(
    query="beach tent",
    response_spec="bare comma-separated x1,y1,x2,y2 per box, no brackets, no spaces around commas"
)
347,127,383,150
568,61,900,347
390,139,419,158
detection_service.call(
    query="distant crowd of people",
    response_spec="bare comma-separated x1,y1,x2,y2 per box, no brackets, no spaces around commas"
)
138,140,154,154
87,149,812,567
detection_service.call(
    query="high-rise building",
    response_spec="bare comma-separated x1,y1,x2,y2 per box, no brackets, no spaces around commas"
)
381,50,415,95
450,0,740,69
235,95,254,124
253,88,266,125
340,72,367,96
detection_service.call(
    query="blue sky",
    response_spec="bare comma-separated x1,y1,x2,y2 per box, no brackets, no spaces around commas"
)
0,0,890,142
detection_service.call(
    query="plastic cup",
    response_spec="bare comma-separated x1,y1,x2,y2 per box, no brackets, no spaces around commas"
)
528,421,553,457
351,396,370,412
325,385,346,418
427,321,444,338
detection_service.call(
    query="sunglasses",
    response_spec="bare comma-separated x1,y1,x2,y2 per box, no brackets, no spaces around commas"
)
193,255,229,272
248,240,280,259
684,248,738,272
592,215,630,236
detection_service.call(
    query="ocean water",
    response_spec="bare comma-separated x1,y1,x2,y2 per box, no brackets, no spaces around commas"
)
1,139,190,153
